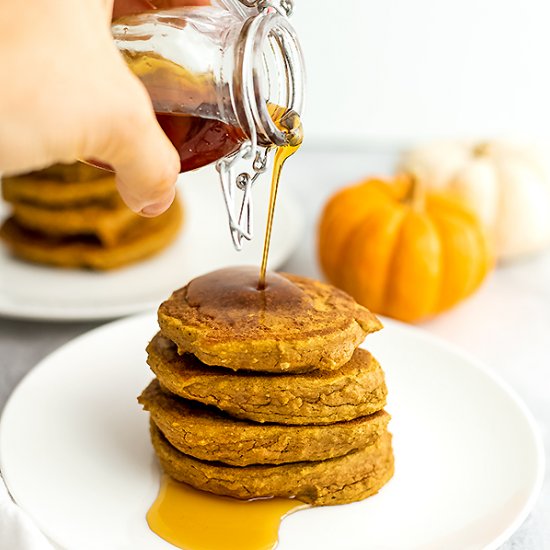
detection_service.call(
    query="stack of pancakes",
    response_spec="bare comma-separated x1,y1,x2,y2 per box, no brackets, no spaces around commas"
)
0,163,182,269
140,266,394,506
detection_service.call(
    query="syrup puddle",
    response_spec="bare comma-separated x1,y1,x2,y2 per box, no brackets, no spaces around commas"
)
148,476,307,550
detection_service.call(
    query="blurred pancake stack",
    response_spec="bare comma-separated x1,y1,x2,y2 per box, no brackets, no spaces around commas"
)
140,266,394,506
0,162,182,270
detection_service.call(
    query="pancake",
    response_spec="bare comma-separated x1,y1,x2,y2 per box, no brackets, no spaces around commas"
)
20,162,108,182
2,174,118,208
10,195,140,246
0,198,182,270
139,379,390,466
150,422,394,506
147,333,387,425
158,267,382,373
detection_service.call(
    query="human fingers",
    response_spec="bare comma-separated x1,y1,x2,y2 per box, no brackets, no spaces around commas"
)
80,68,180,216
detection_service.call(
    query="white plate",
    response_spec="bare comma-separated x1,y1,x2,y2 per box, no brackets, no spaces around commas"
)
0,315,544,550
0,167,302,321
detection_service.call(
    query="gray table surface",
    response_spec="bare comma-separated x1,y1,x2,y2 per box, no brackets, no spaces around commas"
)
1,150,548,549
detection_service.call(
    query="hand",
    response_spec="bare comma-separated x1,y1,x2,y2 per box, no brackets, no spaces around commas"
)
0,0,203,217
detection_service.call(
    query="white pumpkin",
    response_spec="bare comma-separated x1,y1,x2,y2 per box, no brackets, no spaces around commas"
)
400,141,550,261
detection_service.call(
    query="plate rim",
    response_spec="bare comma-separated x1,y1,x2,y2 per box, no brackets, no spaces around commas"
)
0,314,545,550
378,317,546,550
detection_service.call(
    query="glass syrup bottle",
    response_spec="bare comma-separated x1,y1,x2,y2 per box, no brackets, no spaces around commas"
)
112,0,305,246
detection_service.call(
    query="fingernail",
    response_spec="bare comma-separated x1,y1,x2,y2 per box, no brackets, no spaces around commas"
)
139,190,175,217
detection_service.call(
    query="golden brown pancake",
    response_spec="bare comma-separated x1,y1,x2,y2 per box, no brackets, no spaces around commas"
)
150,421,394,506
23,162,108,182
140,379,390,466
0,199,183,270
158,267,382,373
147,333,387,425
10,195,141,247
2,174,118,208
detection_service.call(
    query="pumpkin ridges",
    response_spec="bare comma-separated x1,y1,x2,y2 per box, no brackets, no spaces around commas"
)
339,202,406,314
319,204,356,283
318,180,389,284
428,194,493,294
429,207,481,312
383,210,441,322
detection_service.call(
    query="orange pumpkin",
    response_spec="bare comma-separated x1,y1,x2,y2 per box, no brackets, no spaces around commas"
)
318,175,492,322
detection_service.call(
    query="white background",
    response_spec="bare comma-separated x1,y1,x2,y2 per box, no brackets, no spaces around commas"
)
292,0,550,147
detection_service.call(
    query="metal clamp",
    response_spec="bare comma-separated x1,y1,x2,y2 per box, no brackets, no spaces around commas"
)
216,144,270,250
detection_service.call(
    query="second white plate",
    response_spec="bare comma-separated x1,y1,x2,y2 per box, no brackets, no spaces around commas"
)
0,167,302,321
0,315,544,550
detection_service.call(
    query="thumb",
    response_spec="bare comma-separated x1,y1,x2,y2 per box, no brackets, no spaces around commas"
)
86,72,180,217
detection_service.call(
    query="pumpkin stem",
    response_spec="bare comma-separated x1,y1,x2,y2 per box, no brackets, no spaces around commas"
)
473,142,491,157
401,172,425,212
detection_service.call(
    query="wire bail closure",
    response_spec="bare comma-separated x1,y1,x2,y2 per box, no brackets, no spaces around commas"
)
216,145,269,250
216,0,294,250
